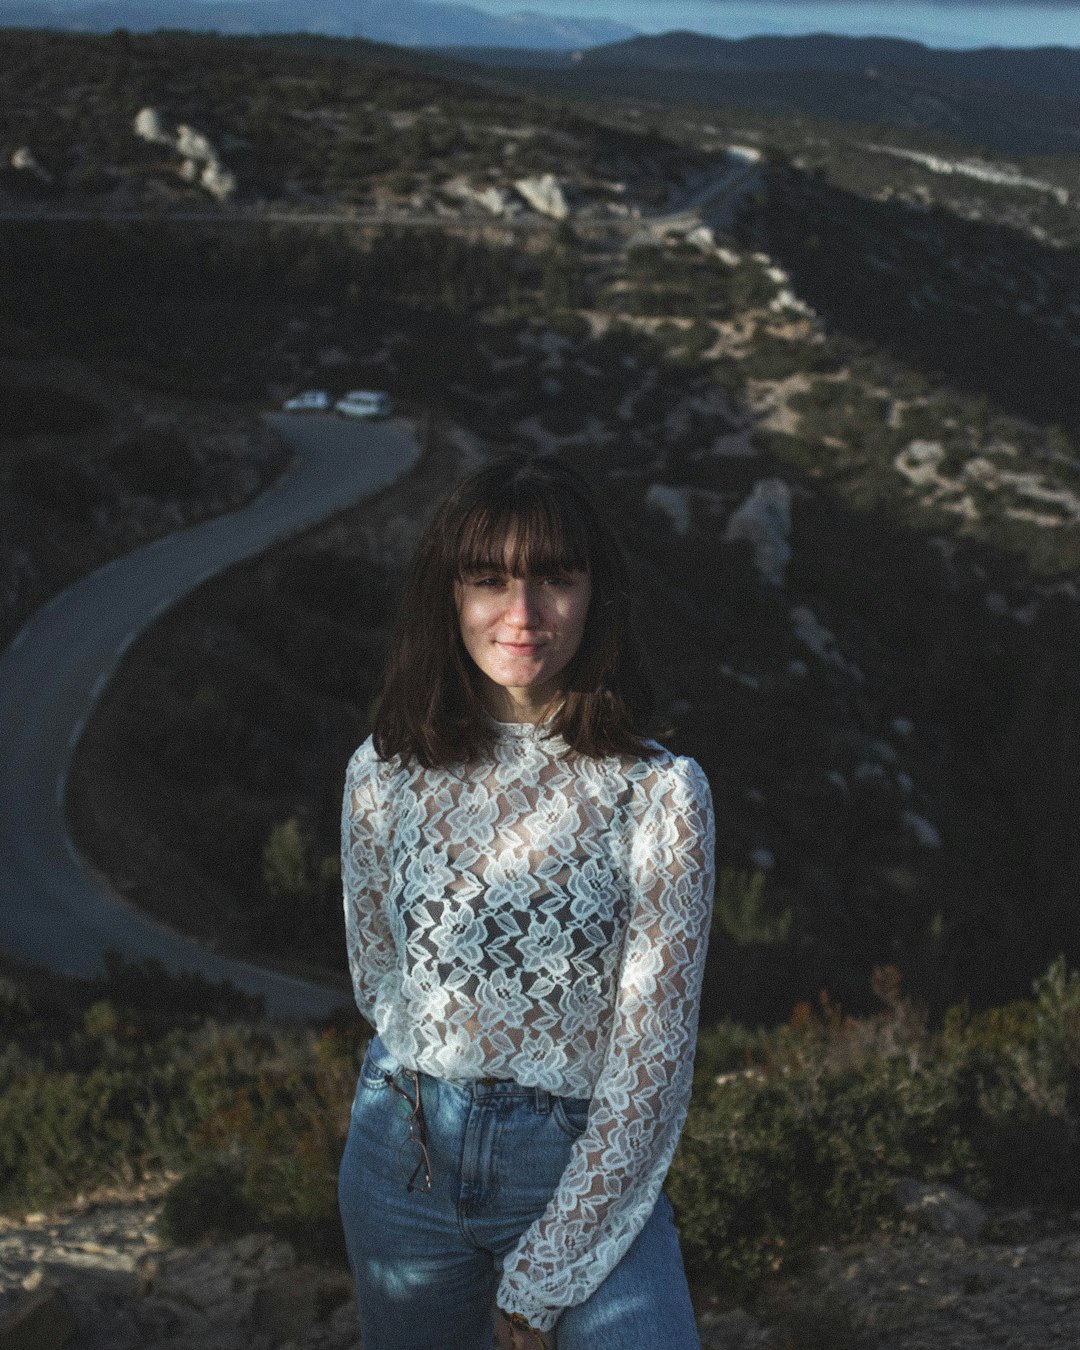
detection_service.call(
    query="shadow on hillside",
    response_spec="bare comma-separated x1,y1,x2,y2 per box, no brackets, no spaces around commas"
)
744,166,1080,431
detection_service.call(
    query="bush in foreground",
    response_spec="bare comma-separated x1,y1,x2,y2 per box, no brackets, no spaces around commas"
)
3,957,1080,1294
668,958,1080,1296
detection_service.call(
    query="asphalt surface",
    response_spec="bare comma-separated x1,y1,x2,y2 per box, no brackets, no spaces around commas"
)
0,413,420,1019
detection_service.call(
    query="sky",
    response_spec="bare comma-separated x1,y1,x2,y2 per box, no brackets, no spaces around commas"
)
480,0,1080,48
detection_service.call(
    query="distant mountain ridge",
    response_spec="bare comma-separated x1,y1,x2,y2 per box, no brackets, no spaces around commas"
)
577,31,1080,103
0,0,636,48
452,30,1080,158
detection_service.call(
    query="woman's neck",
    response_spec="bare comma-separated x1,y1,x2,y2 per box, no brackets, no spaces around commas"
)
483,686,562,725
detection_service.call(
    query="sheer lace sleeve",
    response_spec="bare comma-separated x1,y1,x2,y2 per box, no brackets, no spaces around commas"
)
495,753,715,1333
341,738,396,1028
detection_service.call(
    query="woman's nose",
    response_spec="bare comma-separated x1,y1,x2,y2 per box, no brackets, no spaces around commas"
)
505,581,542,625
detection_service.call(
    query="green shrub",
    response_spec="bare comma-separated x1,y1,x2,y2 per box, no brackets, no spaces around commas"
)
5,956,1080,1296
262,818,313,901
0,1060,198,1209
669,1057,979,1296
667,957,1080,1296
159,1155,255,1243
713,869,792,946
741,335,844,382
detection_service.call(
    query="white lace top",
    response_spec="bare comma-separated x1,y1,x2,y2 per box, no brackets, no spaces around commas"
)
340,717,715,1333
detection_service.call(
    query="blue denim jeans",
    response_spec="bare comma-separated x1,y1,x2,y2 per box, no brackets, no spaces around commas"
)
337,1033,701,1350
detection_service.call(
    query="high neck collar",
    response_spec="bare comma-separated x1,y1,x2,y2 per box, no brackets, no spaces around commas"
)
483,711,561,742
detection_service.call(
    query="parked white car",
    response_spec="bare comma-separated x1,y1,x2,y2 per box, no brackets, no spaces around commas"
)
282,390,332,412
335,390,393,419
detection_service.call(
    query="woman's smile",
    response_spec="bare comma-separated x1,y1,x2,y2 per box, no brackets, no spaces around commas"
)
454,561,591,722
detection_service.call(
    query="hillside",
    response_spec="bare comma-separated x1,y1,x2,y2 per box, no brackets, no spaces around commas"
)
575,32,1080,101
4,30,1080,1342
0,0,636,48
472,32,1080,159
0,27,1077,1025
0,27,700,214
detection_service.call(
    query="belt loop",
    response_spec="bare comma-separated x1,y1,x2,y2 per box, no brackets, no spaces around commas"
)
534,1085,551,1113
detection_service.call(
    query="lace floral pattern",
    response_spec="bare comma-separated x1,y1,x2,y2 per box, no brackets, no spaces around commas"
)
341,720,715,1333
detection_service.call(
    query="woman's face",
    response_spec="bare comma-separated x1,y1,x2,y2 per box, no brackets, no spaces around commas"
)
454,539,591,722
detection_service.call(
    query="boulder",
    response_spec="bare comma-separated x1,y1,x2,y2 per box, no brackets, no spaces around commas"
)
132,107,173,147
10,147,53,184
724,478,792,586
441,176,512,216
790,605,864,682
250,1267,353,1343
896,1179,988,1237
894,439,945,488
902,811,943,848
686,225,716,251
200,159,237,202
769,288,815,317
175,124,217,164
513,173,570,219
645,484,692,536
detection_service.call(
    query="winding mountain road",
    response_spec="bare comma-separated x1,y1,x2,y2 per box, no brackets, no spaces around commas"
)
0,413,420,1019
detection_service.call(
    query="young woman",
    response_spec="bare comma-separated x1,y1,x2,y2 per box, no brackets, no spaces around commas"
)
338,454,715,1349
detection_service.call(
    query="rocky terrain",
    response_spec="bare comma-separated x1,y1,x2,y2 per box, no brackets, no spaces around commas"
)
0,29,704,218
64,215,1080,1021
3,31,1080,1342
0,1182,358,1350
2,1178,1078,1350
0,28,1076,1019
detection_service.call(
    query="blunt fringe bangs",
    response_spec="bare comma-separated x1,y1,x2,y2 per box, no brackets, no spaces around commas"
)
373,454,658,766
456,493,590,584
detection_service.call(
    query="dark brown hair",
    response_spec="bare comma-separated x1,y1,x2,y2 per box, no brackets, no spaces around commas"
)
373,454,658,766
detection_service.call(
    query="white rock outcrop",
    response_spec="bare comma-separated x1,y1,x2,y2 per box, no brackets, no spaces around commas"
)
862,143,1069,206
175,124,217,164
200,158,238,202
686,225,716,251
769,288,815,317
645,484,692,536
902,811,943,848
790,605,864,681
514,173,569,219
441,176,514,216
895,439,1079,529
894,439,946,488
724,478,792,586
10,147,52,184
133,106,173,146
131,110,237,201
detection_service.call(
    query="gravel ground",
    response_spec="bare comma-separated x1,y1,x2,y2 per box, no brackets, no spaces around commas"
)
3,1184,1079,1349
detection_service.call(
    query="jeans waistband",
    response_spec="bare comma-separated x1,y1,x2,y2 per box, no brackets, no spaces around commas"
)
421,1067,557,1111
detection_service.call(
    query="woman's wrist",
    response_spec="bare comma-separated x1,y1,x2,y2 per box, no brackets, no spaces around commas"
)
498,1306,548,1345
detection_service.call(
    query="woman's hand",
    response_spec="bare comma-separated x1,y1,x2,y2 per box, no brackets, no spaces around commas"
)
494,1307,554,1350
